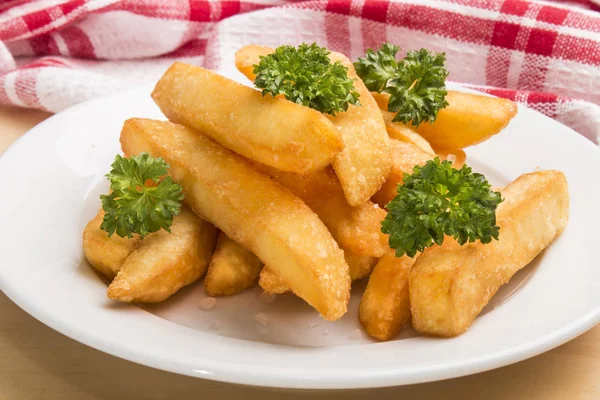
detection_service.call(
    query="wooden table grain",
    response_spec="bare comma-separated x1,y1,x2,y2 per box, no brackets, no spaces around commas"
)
1,105,598,400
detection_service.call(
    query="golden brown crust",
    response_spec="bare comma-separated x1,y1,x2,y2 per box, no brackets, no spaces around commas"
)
82,209,140,280
151,62,343,175
120,118,350,320
204,233,263,297
359,253,417,341
410,170,569,337
107,208,218,303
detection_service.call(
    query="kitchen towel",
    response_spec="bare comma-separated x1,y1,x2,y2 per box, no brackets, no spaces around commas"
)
0,0,599,143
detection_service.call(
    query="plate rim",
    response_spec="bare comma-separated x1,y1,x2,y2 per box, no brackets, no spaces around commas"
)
1,83,600,389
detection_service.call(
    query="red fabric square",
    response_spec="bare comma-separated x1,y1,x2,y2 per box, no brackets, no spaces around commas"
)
60,0,85,16
189,0,211,22
326,0,351,15
500,0,529,17
526,28,557,56
221,1,241,20
536,6,568,25
362,0,390,23
491,21,520,49
22,9,53,31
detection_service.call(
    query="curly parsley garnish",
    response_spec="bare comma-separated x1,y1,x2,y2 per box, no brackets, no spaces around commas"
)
382,158,503,258
100,153,184,239
354,43,449,127
253,43,360,115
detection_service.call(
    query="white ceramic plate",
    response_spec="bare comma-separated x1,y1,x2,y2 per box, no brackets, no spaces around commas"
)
1,79,599,389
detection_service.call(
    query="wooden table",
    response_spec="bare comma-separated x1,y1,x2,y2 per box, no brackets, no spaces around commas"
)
1,105,598,400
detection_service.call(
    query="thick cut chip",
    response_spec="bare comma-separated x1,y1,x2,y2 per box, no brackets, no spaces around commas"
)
372,91,517,150
152,62,343,174
120,118,350,320
380,110,435,155
260,251,376,294
254,164,389,257
83,209,140,280
359,253,417,341
234,46,391,206
107,207,217,303
204,232,263,297
410,170,569,337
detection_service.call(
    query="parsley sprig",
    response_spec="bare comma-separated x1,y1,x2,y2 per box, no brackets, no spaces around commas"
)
100,153,184,239
253,43,360,115
382,158,503,258
354,43,449,127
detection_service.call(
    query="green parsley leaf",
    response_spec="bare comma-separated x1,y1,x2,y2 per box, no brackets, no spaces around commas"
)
381,158,503,258
100,153,184,239
253,43,360,115
354,43,449,127
353,42,400,93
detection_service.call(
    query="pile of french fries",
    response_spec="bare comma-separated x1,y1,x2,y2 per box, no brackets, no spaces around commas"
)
83,45,569,340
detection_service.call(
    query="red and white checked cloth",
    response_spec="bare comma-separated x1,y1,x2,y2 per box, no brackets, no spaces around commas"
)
1,0,599,144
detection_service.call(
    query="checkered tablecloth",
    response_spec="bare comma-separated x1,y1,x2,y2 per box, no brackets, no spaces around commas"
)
1,0,599,143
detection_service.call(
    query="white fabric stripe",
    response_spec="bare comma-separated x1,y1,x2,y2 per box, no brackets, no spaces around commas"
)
6,0,120,41
3,72,25,106
395,0,600,42
51,31,69,57
348,17,364,61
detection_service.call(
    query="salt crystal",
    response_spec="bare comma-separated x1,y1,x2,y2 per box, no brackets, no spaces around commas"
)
260,292,276,303
373,203,380,208
199,297,216,311
274,155,279,162
322,328,330,336
255,312,269,327
309,322,319,328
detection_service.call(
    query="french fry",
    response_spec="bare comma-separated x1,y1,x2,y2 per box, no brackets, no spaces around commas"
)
359,253,417,341
83,209,140,280
234,46,391,206
253,164,389,257
328,53,392,206
380,110,435,155
258,265,290,295
152,62,343,175
204,232,263,297
372,91,517,150
259,251,376,294
234,45,273,81
120,118,351,320
107,207,218,303
410,170,569,337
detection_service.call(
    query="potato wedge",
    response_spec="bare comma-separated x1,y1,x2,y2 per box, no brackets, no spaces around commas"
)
83,209,140,280
260,251,376,294
258,265,290,295
107,207,218,303
381,110,435,155
253,164,389,257
372,91,517,150
328,53,392,206
120,118,350,320
234,46,391,206
152,62,343,175
234,45,273,81
359,253,417,341
410,170,569,337
204,232,263,297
